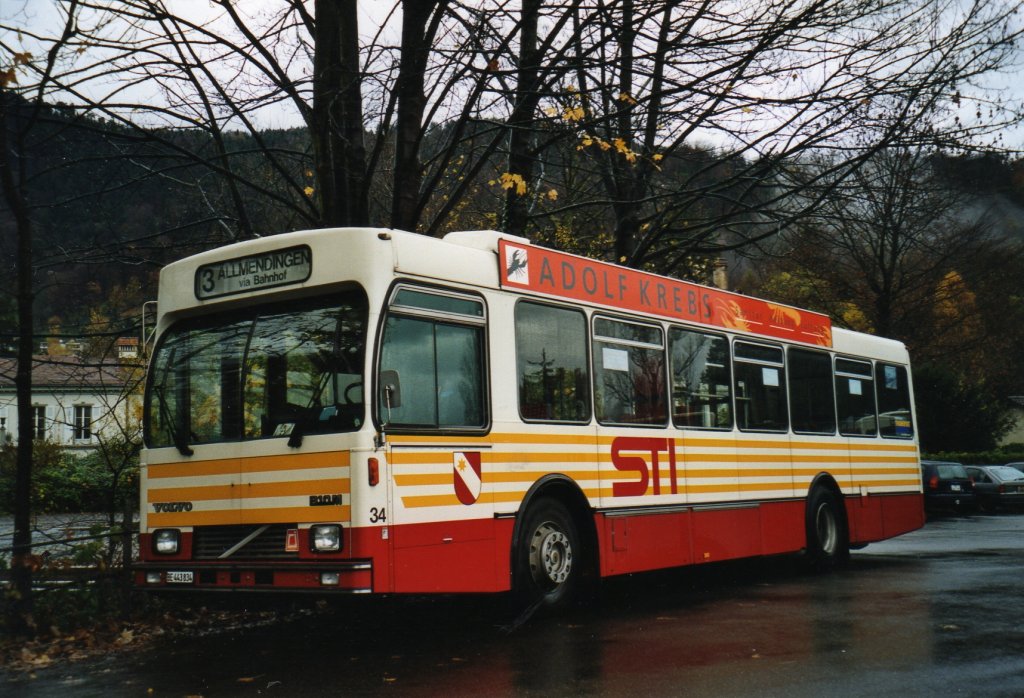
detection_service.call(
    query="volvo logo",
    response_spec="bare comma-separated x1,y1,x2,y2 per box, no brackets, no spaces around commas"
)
153,501,193,513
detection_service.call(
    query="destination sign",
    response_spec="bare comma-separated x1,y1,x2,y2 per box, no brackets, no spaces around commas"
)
195,245,312,300
498,239,832,347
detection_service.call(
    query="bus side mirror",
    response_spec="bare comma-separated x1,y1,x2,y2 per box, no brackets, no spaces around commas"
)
380,370,402,409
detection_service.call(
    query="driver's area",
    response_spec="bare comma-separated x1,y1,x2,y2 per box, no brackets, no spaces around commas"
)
253,293,369,439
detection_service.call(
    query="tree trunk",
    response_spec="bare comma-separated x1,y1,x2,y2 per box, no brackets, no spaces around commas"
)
313,0,368,227
391,0,444,232
0,93,36,636
502,0,542,236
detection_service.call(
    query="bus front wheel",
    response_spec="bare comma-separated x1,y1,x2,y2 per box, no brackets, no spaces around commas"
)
514,498,581,610
805,487,849,570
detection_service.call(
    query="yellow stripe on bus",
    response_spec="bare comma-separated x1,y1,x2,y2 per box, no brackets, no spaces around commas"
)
148,505,352,527
392,466,916,489
595,436,918,452
147,478,351,503
146,451,351,479
399,479,919,509
390,451,599,466
388,433,597,446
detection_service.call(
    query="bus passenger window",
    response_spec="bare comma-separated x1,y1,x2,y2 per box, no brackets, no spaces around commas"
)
875,363,914,438
788,348,836,435
835,358,876,436
515,302,590,423
592,317,666,426
669,328,731,429
377,286,487,431
733,341,787,432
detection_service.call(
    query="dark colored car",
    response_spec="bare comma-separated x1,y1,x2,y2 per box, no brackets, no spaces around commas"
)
964,465,1024,512
921,460,976,515
1006,462,1024,476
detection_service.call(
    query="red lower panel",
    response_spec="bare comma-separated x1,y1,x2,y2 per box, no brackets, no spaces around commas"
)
759,500,806,555
390,518,515,594
882,493,926,538
848,493,924,545
600,511,692,577
596,494,924,580
598,500,807,577
691,506,763,564
847,495,884,544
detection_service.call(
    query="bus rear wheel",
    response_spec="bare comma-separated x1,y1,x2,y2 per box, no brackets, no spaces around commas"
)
805,487,849,570
515,498,581,611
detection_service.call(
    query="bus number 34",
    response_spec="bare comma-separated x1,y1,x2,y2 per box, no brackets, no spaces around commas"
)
369,507,387,524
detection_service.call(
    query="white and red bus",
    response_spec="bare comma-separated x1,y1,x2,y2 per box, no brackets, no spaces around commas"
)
136,227,924,607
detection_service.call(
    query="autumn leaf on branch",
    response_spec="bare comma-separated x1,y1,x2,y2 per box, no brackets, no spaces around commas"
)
498,172,527,196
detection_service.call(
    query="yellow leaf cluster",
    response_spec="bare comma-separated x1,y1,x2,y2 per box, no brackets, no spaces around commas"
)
303,186,315,197
562,106,585,122
613,138,637,163
617,92,637,106
577,134,612,152
498,172,527,196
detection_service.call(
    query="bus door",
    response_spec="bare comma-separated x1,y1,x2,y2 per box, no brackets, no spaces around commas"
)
376,283,495,592
834,357,879,539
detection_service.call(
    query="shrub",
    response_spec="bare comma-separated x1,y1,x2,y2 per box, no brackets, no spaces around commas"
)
923,443,1024,465
0,441,136,513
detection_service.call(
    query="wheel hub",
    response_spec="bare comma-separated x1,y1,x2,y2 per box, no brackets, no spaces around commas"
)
531,523,573,585
816,503,838,555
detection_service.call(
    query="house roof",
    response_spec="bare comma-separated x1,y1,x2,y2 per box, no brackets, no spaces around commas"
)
0,357,135,392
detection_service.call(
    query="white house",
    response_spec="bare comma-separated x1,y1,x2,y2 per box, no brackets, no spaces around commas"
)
0,356,142,453
1004,396,1024,446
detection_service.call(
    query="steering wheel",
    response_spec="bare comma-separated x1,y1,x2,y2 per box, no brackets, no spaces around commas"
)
343,381,363,405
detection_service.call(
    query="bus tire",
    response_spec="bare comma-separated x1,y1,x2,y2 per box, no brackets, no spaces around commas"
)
514,498,582,611
805,486,849,571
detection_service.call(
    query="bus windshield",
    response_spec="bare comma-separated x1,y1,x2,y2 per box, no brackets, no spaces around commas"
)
146,291,368,450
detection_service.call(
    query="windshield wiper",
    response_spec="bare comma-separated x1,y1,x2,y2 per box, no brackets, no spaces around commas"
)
155,384,193,457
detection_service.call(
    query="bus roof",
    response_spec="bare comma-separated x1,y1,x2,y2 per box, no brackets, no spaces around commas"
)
155,227,906,361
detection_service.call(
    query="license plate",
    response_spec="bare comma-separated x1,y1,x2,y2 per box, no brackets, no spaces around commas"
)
950,484,961,492
167,570,194,584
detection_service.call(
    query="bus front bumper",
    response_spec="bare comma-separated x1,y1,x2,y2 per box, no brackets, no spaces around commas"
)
134,560,373,593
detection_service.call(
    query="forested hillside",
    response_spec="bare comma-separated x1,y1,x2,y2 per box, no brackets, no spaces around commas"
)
4,97,1023,345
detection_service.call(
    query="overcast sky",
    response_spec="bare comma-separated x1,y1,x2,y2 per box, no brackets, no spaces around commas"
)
3,0,1022,150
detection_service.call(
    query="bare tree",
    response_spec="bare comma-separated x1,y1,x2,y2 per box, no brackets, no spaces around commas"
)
749,146,1024,450
763,148,1011,343
503,0,1023,274
7,0,1022,250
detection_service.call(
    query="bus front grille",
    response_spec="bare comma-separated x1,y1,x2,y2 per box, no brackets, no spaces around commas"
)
192,524,299,560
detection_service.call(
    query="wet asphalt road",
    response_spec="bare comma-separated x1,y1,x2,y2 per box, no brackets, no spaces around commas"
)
8,513,1024,697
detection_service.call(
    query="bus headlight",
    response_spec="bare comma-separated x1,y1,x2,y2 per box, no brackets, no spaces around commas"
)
153,528,180,555
311,524,342,552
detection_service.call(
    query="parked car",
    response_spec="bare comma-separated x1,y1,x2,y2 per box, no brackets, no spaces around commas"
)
964,465,1024,512
1006,462,1024,476
920,460,976,515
